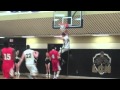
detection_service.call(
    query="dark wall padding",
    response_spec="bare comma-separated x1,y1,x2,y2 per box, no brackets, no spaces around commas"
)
0,38,27,73
1,39,120,78
68,49,120,78
33,49,47,74
60,51,69,75
27,49,120,78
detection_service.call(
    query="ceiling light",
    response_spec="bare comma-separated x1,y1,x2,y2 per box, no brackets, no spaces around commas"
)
0,37,5,38
92,34,109,36
21,36,35,38
54,35,62,37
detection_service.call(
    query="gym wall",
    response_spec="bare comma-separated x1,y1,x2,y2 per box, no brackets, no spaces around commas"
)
0,12,120,37
26,36,120,78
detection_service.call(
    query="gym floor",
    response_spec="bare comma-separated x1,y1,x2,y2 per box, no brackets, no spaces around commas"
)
0,73,114,79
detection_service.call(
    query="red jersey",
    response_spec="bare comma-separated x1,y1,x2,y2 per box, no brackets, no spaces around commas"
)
1,47,15,79
49,49,59,61
1,47,14,61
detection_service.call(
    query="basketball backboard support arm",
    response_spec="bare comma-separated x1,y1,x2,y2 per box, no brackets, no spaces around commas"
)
68,11,72,24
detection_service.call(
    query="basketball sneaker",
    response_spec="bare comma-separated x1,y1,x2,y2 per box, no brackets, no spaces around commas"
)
27,75,33,79
9,69,14,77
48,74,51,77
46,74,48,77
53,75,57,79
56,74,59,78
17,72,20,76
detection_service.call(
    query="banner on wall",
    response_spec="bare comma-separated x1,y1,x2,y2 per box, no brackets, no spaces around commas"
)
92,51,111,75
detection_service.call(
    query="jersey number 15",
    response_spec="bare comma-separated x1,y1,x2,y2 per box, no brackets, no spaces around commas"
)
4,54,11,60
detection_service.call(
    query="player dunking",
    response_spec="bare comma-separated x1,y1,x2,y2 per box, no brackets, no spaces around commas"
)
18,45,39,79
58,24,70,54
0,39,15,79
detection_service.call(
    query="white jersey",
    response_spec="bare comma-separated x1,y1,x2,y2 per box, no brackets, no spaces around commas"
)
62,35,70,49
23,49,35,65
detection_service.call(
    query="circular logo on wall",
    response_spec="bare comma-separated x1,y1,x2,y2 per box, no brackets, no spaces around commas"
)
92,51,111,75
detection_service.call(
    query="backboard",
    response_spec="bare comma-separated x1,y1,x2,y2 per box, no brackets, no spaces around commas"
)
52,11,83,29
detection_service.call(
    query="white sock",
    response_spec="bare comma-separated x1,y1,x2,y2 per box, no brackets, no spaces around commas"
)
54,72,56,77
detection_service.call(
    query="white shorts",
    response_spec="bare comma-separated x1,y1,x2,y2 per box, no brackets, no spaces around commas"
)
59,48,70,54
26,64,38,76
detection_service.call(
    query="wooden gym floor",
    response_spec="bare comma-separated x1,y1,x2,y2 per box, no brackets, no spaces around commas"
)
0,73,115,79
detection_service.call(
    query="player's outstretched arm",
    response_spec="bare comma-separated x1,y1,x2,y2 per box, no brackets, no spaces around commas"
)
18,53,25,67
34,51,39,59
57,37,64,40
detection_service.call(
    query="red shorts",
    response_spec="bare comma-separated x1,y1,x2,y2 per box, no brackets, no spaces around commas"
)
51,60,59,72
2,60,14,79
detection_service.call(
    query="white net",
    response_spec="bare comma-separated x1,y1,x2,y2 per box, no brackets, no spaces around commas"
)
59,23,68,32
60,24,66,31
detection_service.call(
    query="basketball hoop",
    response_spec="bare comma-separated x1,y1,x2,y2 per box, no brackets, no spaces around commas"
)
59,23,68,32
